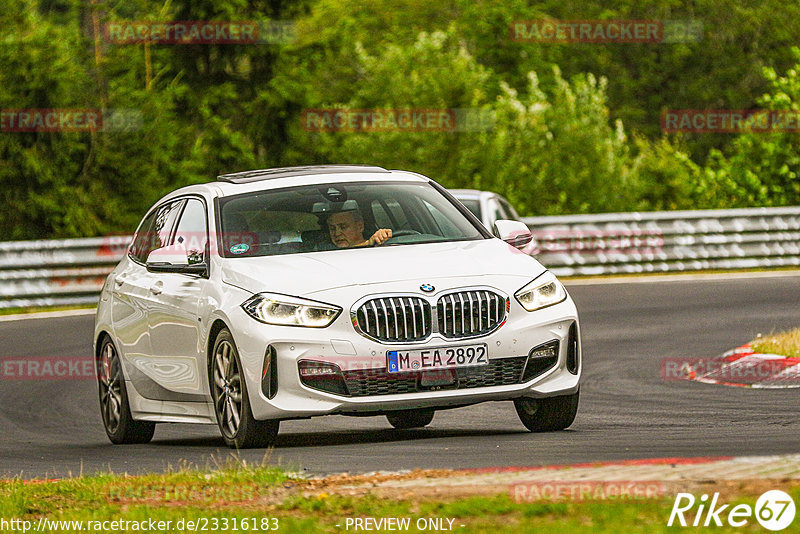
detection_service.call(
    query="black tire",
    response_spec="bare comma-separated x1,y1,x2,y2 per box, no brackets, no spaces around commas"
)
514,388,579,432
97,336,155,444
386,408,435,429
211,328,280,449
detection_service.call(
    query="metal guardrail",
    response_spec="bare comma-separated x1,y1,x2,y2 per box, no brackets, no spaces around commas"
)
1,207,799,309
523,206,800,277
0,236,129,309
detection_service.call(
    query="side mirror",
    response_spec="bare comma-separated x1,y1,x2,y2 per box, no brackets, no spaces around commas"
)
493,220,533,250
146,245,207,275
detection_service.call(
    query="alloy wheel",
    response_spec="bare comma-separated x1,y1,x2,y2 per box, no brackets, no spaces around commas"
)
213,340,242,438
98,342,123,434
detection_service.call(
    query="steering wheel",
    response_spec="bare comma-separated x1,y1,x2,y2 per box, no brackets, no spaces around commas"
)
389,229,421,238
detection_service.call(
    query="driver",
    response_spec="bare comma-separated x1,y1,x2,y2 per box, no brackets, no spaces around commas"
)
327,210,392,248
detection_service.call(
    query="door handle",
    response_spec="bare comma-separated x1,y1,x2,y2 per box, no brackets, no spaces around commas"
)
149,282,163,295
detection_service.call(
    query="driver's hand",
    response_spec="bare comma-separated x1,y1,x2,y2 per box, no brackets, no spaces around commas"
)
368,228,392,246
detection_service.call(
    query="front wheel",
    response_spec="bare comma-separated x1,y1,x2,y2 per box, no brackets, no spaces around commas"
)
514,389,579,432
386,408,435,429
97,336,155,444
211,328,279,449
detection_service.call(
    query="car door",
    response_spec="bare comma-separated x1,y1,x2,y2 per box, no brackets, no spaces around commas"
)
146,197,209,400
112,200,184,382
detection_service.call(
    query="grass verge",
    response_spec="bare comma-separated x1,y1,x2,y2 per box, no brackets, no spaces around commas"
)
1,463,798,533
752,327,800,357
0,304,96,317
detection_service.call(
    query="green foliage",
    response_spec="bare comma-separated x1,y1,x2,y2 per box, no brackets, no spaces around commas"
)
3,0,800,238
283,27,636,215
692,48,800,208
475,69,633,215
628,137,699,211
282,28,494,179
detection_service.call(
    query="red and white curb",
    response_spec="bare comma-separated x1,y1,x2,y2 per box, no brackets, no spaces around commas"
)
666,343,800,388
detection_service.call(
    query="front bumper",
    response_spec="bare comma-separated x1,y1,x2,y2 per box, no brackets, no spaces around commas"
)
231,297,581,420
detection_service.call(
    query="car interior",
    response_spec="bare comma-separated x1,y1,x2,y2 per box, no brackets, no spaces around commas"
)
217,182,481,257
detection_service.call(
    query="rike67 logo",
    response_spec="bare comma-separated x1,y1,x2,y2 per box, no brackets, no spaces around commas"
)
668,490,796,531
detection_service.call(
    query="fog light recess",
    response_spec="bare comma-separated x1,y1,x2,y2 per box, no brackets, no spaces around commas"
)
521,339,560,382
298,360,349,395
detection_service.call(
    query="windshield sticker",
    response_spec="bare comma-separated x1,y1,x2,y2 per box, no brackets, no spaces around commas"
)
230,243,250,255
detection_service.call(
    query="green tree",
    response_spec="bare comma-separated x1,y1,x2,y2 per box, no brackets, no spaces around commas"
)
282,27,636,215
694,49,800,208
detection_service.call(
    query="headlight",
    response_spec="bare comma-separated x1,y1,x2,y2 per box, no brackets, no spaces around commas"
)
515,271,567,312
242,293,341,327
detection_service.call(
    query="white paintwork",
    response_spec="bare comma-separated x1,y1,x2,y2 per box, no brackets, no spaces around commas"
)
222,239,544,296
493,220,533,250
94,169,581,426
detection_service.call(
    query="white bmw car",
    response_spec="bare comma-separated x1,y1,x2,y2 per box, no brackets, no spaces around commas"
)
94,165,581,448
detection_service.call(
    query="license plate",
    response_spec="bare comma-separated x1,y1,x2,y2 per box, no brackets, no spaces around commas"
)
386,344,488,373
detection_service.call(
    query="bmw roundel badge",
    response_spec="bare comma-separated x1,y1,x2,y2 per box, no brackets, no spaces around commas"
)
420,283,435,293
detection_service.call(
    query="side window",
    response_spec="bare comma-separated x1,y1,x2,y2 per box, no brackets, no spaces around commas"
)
173,199,208,265
129,211,157,263
128,200,183,263
499,197,519,220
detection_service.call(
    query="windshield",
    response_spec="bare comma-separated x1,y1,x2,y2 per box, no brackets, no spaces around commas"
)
216,181,486,258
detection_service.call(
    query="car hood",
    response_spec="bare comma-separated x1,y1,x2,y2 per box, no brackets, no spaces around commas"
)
221,239,546,296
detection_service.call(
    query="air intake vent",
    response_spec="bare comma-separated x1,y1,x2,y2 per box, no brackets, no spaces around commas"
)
566,321,579,374
436,290,507,339
355,296,432,342
341,356,528,397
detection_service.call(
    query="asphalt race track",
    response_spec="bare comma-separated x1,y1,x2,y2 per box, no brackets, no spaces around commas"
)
1,274,798,478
